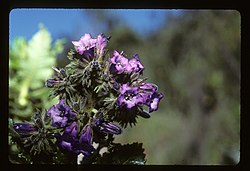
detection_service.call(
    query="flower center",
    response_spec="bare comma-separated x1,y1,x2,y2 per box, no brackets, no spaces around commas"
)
117,62,122,67
124,92,134,101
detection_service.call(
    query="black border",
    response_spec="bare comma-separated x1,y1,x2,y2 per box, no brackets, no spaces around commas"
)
1,0,246,171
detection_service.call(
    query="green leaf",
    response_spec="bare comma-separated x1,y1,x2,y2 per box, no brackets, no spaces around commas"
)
9,24,65,107
96,142,146,165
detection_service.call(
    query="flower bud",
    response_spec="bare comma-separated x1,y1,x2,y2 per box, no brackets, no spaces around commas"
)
45,78,60,88
138,110,151,118
100,122,122,135
13,123,38,136
79,125,92,145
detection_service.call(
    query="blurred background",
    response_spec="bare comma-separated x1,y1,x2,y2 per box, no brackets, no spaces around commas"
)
9,9,240,165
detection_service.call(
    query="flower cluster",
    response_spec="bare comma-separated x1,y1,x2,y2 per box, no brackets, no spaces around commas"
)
10,33,164,164
48,99,122,156
47,99,76,127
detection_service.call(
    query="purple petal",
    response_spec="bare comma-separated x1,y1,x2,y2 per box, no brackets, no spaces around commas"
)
64,121,78,138
148,92,164,113
96,34,107,56
119,84,130,94
100,122,122,135
127,54,144,73
13,123,38,136
47,99,76,128
126,96,138,108
109,51,130,74
72,34,97,55
61,140,73,151
52,115,68,127
72,41,81,47
139,83,158,92
79,125,92,145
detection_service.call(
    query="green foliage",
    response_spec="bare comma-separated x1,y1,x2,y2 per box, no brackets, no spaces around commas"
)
9,24,65,119
9,25,66,164
9,109,57,164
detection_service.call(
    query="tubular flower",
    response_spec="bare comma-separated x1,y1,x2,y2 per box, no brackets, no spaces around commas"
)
47,99,76,128
72,33,108,59
147,92,164,113
109,51,144,75
139,83,164,113
94,117,122,135
55,132,95,156
79,125,92,145
13,123,38,136
126,54,144,74
64,121,78,138
117,83,163,112
72,33,97,55
110,50,129,74
117,84,142,109
96,34,107,57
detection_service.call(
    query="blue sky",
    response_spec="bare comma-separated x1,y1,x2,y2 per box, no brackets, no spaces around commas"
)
9,9,181,43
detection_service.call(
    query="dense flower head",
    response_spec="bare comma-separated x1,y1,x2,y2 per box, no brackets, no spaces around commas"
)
47,99,76,127
15,33,165,162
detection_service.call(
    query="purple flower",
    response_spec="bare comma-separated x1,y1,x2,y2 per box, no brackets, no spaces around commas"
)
139,83,158,93
117,83,164,112
147,92,164,113
64,121,78,138
126,54,144,74
96,34,107,56
139,83,164,113
79,125,92,145
95,117,122,135
55,132,95,156
74,143,95,157
47,99,76,128
109,51,129,74
72,33,97,55
13,123,38,136
100,122,122,135
57,134,74,152
117,84,142,109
